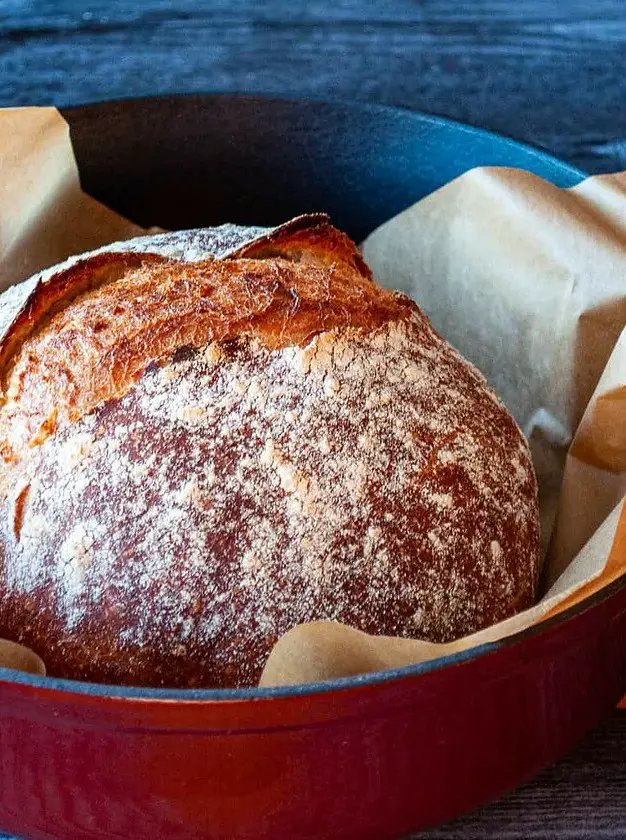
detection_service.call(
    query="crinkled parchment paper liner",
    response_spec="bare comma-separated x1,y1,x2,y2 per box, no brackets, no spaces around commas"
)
0,107,624,693
0,107,145,294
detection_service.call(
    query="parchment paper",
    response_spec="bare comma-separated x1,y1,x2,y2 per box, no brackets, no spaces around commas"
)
0,107,144,294
0,107,624,690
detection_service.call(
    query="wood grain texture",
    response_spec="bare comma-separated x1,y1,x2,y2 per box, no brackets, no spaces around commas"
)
0,2,625,837
1,0,626,173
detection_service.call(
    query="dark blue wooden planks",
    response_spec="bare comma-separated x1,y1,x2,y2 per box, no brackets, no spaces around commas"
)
1,1,626,173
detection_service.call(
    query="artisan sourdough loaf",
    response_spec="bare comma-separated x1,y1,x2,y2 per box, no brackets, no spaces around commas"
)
0,216,540,688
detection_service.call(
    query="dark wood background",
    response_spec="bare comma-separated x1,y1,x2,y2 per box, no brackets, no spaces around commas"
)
1,1,625,837
3,0,626,175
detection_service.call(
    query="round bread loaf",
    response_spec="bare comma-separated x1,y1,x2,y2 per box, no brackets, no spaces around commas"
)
0,215,540,688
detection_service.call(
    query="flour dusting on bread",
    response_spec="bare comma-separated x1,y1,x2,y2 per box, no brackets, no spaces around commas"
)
0,220,540,688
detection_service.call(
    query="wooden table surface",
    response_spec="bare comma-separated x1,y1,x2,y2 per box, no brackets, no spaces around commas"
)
2,1,625,838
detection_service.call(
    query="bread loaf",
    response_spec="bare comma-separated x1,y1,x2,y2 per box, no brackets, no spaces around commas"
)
0,216,540,688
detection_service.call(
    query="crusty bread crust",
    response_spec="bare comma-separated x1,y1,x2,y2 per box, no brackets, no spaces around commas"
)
0,217,413,471
0,218,540,688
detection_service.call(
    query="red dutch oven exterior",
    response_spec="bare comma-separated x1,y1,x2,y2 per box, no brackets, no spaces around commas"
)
0,578,624,840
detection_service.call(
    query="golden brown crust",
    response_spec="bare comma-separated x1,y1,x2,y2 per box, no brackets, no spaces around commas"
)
0,218,541,689
0,220,412,470
229,213,373,279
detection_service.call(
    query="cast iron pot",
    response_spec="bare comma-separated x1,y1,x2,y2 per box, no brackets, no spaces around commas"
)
0,95,624,840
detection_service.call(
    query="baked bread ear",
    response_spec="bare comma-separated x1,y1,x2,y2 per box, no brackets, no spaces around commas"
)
0,217,540,688
0,216,410,470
